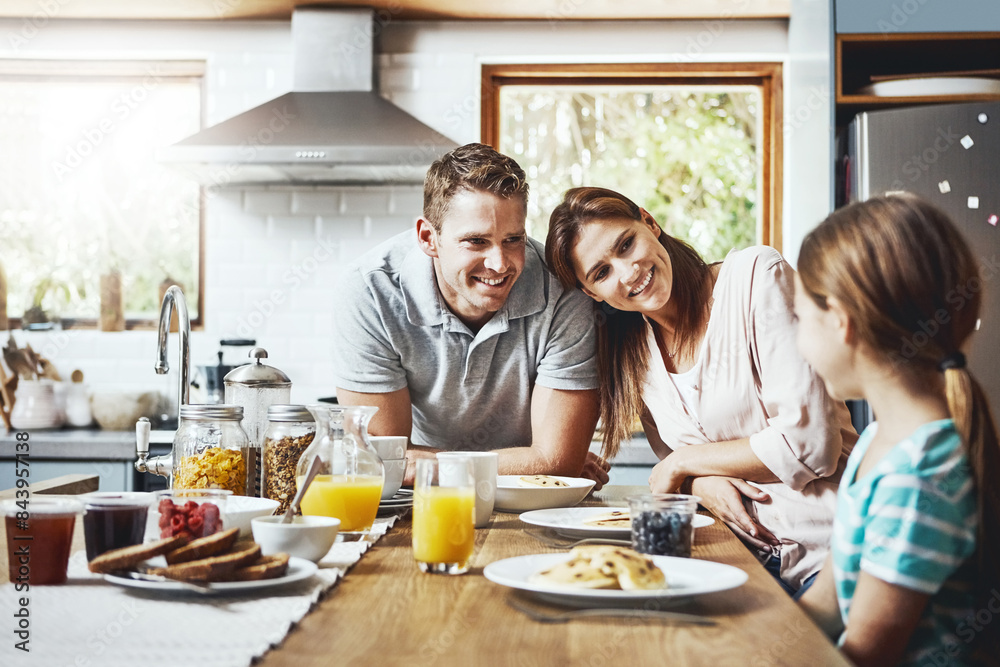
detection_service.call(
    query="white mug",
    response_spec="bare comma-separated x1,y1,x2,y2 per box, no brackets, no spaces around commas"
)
436,451,498,528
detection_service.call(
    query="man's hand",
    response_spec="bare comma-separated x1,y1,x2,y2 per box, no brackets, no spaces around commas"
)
690,476,779,547
580,451,610,490
401,447,439,487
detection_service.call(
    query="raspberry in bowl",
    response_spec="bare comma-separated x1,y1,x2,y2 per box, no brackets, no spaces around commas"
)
153,489,232,539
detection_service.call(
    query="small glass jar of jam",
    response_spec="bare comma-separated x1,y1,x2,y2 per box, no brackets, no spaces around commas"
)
81,492,153,561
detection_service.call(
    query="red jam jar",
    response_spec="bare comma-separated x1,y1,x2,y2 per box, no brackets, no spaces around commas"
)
3,497,84,585
81,492,153,561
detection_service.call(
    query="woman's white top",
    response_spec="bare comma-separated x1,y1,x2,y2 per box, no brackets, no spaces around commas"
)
643,246,858,588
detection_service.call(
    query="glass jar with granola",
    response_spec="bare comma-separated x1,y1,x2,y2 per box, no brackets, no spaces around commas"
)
171,404,253,496
262,405,315,515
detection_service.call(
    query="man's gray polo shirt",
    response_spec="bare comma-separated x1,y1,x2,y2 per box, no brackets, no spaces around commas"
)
331,230,598,451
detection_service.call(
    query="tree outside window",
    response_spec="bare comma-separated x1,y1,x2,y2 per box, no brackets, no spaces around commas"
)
484,63,782,261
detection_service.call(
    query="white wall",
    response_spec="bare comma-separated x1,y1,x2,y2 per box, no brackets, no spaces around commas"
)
1,16,799,416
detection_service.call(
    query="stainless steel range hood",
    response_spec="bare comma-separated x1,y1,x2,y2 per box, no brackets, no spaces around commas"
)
157,8,458,186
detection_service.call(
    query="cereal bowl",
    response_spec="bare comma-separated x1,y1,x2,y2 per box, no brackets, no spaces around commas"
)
251,515,341,562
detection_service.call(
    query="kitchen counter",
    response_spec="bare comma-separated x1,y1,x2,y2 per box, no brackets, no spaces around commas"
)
0,427,175,460
0,428,175,493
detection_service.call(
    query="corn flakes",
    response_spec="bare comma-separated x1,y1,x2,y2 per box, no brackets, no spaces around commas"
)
174,447,246,495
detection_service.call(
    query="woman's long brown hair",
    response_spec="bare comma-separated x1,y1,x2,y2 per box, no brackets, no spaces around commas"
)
798,193,1000,658
546,187,711,460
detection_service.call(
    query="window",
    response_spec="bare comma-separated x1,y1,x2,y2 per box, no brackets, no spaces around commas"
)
483,63,782,261
0,60,204,330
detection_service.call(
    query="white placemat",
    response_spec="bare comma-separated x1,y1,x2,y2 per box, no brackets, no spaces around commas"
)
1,516,398,667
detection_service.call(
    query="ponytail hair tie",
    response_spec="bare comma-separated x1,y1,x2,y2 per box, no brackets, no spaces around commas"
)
939,351,967,372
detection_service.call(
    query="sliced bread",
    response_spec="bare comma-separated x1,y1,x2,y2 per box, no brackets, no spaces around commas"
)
88,535,190,574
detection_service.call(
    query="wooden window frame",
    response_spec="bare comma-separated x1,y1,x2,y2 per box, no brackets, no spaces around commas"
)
0,59,206,331
481,62,784,251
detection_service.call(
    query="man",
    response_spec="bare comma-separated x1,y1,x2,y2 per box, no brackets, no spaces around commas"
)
331,143,609,487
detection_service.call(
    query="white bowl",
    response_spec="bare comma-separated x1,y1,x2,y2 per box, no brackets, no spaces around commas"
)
494,475,596,512
371,436,408,461
90,391,159,431
381,458,406,500
224,496,280,536
251,515,341,562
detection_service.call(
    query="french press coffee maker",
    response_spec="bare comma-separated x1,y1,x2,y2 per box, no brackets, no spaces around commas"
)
224,347,292,495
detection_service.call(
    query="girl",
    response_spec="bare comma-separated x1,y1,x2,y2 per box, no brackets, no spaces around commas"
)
546,187,857,596
795,193,999,665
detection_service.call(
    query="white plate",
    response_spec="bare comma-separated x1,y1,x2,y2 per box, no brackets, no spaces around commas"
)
494,476,596,512
104,557,317,595
520,507,714,539
484,552,746,608
859,76,1000,97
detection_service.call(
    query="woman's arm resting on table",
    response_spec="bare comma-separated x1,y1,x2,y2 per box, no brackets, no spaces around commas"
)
798,554,845,639
648,438,780,493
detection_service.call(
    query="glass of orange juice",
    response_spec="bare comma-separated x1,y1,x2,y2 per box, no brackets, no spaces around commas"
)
413,457,475,575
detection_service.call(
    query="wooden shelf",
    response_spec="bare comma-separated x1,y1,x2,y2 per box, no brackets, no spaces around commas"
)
836,32,1000,103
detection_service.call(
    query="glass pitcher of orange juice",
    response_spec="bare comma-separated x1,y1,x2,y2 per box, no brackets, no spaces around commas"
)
296,405,384,532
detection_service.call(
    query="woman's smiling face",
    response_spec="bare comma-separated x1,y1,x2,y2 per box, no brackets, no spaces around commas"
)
570,212,674,316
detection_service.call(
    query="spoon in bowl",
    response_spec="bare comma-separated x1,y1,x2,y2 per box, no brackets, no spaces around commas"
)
281,455,323,524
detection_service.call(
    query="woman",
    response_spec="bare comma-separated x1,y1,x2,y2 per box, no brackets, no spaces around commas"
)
545,187,857,594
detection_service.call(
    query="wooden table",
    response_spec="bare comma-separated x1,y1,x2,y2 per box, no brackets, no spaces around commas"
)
262,486,847,667
2,487,847,666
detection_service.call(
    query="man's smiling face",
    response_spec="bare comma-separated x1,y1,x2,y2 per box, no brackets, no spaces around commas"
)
418,188,527,330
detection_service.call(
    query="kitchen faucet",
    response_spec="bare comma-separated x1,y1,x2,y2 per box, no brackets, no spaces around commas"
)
155,285,190,421
136,285,190,478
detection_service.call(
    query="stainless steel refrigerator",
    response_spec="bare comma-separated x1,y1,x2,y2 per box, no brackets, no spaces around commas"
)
847,101,1000,430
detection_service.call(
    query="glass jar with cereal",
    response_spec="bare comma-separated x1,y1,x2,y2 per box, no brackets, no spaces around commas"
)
171,404,253,496
262,404,315,515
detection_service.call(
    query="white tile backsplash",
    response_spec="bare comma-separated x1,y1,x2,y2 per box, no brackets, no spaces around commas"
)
243,190,293,216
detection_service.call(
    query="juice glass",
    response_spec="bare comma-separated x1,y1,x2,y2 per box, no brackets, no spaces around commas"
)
3,497,84,585
412,457,475,575
298,474,383,532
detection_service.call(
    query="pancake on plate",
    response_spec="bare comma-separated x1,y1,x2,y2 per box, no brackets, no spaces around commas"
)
582,509,630,528
529,545,666,591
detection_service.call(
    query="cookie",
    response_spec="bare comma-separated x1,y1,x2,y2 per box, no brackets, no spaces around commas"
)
518,475,570,488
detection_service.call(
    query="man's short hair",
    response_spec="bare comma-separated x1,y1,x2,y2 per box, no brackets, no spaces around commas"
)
422,143,529,232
